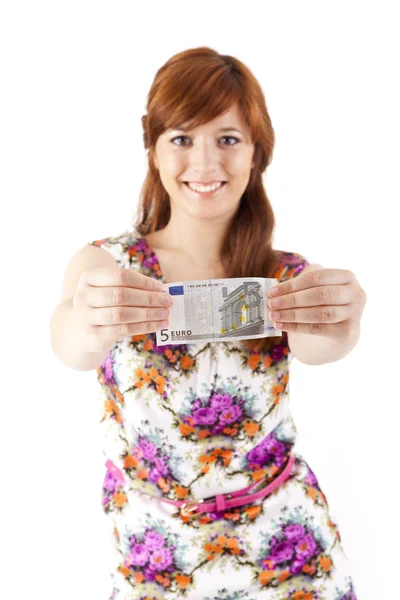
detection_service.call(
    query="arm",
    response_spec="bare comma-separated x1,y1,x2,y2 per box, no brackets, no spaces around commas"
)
50,299,109,371
288,324,361,365
276,263,363,365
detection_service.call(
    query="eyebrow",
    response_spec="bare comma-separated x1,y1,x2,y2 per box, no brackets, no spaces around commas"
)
172,126,245,135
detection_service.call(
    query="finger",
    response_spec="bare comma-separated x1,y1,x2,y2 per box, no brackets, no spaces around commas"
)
268,283,352,312
89,305,171,326
268,268,354,300
84,266,167,293
273,320,349,338
87,283,173,309
268,304,351,324
94,319,170,345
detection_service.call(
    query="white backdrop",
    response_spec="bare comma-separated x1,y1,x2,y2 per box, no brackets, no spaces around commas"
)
1,1,398,599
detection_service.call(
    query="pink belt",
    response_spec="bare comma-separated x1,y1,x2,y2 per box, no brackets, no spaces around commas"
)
105,453,295,519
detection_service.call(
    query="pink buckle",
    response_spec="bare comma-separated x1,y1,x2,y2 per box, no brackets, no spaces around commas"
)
216,493,226,512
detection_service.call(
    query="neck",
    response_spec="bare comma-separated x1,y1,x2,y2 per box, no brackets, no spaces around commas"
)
155,214,230,268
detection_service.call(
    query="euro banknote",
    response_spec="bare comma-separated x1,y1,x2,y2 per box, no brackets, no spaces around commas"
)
155,277,282,346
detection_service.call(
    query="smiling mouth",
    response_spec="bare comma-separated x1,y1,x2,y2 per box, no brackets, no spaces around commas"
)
183,182,227,191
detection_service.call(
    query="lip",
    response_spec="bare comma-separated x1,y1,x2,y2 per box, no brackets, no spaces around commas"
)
184,180,227,185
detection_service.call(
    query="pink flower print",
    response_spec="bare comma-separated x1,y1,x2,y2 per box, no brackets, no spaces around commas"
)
219,403,242,425
295,534,318,561
270,540,295,563
144,531,165,551
210,393,233,410
153,457,168,476
139,439,157,460
192,399,202,410
128,543,150,567
192,406,219,425
283,523,306,543
149,546,173,571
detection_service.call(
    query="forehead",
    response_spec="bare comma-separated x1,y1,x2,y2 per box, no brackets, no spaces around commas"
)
169,104,248,133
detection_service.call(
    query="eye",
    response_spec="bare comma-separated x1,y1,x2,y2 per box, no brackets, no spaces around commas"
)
170,135,240,146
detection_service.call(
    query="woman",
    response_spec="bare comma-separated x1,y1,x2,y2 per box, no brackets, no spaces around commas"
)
89,47,364,599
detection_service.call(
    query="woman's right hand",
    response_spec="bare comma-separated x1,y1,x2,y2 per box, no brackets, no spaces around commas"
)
72,267,173,353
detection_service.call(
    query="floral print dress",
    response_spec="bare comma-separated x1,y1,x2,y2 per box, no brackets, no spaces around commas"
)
88,226,358,600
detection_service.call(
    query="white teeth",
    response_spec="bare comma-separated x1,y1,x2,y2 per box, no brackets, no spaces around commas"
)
187,181,223,193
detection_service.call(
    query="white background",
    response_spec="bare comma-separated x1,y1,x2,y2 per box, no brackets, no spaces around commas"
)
1,1,398,599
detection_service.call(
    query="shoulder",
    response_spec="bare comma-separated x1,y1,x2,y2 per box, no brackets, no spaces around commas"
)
87,225,145,270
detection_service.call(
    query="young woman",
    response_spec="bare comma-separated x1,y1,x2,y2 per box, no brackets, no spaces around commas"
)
54,46,365,599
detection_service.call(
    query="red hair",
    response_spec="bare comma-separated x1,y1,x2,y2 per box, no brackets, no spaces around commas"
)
134,46,284,354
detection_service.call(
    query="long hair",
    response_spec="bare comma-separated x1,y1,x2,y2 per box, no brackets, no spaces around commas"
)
134,46,283,354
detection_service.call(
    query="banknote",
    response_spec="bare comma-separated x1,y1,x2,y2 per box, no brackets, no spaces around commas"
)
155,277,282,346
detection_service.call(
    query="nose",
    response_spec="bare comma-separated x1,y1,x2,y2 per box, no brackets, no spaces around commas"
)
189,138,221,173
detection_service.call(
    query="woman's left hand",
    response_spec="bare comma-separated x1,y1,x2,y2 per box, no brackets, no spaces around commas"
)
267,265,367,344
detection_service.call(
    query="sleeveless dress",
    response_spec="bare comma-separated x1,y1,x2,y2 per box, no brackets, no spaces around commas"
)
88,226,358,600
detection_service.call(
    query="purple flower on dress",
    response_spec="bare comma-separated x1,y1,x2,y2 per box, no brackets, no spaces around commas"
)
144,566,157,581
103,471,119,492
219,403,242,425
269,536,279,548
290,558,306,575
129,543,150,566
262,437,287,456
135,239,147,252
275,453,288,468
142,254,159,270
144,530,165,550
341,590,357,600
149,467,163,482
305,467,318,487
149,546,173,570
270,344,285,361
211,424,226,435
210,393,233,410
153,457,168,476
192,406,219,425
270,540,295,563
295,534,317,561
139,439,157,460
102,352,115,385
283,523,306,542
247,445,268,466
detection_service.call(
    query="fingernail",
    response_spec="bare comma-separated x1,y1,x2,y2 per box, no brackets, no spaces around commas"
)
268,286,279,297
158,282,169,292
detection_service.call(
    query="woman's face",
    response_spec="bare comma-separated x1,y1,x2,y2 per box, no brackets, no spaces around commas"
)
153,103,255,222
